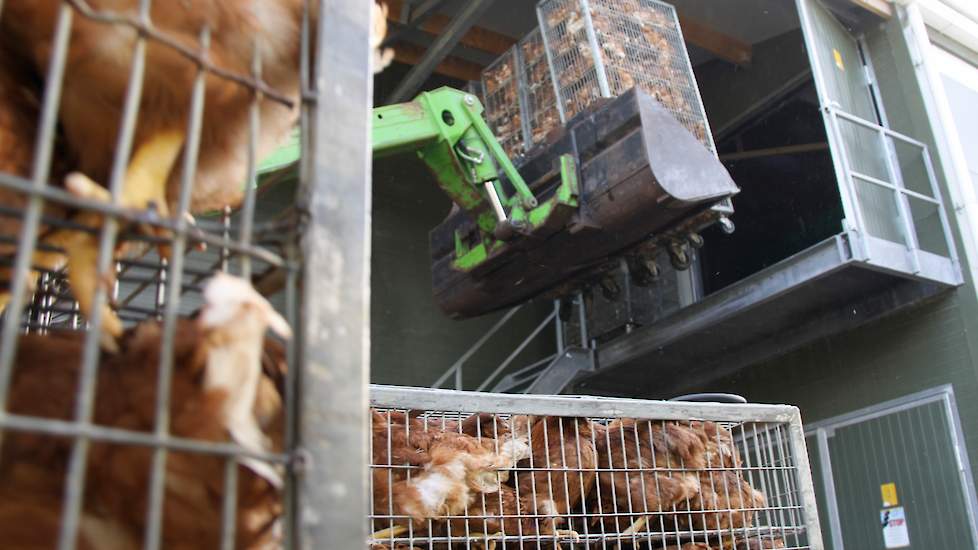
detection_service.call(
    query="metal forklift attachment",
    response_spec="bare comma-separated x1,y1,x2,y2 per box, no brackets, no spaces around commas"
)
373,87,581,272
267,86,737,318
427,87,739,318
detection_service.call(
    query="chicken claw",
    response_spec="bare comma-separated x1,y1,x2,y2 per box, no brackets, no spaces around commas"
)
620,516,648,536
33,131,184,352
555,528,581,540
67,129,185,256
63,231,122,353
468,531,503,550
370,525,409,541
121,130,185,259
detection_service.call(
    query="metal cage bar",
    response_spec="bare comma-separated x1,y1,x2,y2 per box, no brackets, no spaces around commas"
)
0,0,329,547
297,0,373,548
367,386,822,549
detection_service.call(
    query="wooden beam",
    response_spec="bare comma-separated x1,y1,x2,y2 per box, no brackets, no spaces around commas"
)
392,42,484,81
850,0,894,19
384,1,754,70
718,142,829,162
386,0,516,56
677,13,753,66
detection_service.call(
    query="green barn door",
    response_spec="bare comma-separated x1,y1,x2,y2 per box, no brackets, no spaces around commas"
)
810,391,978,549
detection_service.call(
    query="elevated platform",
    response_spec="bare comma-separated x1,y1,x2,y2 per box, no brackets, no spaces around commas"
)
573,231,957,397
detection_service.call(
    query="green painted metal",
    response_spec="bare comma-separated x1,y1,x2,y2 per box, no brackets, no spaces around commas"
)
258,86,579,273
373,87,578,272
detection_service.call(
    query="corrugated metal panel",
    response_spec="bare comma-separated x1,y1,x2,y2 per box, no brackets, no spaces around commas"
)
827,400,974,548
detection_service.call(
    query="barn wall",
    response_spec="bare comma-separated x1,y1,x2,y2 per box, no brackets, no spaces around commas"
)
670,13,978,496
694,29,810,136
369,63,555,388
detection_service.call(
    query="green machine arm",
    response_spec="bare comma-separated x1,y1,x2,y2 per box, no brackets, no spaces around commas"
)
373,87,579,271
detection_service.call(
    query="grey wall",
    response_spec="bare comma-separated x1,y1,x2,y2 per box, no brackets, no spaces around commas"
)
696,288,978,494
370,151,555,388
369,63,555,389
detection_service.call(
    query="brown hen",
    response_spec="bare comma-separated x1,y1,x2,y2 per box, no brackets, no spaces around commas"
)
442,416,597,550
0,0,391,347
511,416,597,542
370,409,530,545
0,39,74,313
678,470,766,533
1,0,306,343
0,273,291,549
592,419,707,536
677,422,764,533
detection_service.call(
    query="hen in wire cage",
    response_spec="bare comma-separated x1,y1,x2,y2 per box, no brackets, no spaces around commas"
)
537,0,716,152
367,387,823,550
0,0,390,548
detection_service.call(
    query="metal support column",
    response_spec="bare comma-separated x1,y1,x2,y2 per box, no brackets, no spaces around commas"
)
299,0,373,547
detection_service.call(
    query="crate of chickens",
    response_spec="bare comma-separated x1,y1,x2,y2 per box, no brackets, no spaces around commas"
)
518,28,562,150
368,385,824,550
481,47,527,160
536,0,717,153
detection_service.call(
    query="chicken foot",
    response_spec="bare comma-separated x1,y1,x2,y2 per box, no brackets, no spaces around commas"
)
467,531,503,550
619,515,648,536
34,130,187,351
369,525,409,541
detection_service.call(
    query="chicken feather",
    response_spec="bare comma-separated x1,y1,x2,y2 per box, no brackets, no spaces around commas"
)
1,0,302,345
0,273,290,548
370,409,530,542
591,419,707,535
0,39,73,312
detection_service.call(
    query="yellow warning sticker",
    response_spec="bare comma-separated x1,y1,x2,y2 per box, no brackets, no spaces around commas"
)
881,482,899,507
833,48,845,71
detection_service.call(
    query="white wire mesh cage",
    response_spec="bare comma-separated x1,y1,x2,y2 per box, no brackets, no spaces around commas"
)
518,28,562,150
481,48,527,160
368,386,824,550
0,0,363,547
480,27,562,160
536,0,716,153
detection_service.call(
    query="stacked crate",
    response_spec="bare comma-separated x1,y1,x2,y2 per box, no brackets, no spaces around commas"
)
533,0,725,345
480,1,729,347
480,28,562,159
481,0,716,155
368,386,824,549
537,0,715,151
518,28,563,148
481,48,526,159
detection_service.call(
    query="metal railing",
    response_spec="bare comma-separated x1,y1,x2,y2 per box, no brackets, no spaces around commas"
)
431,294,592,393
826,105,960,280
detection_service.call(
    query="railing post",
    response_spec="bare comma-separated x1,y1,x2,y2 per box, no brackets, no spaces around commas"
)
554,299,564,354
299,0,372,547
577,292,589,349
